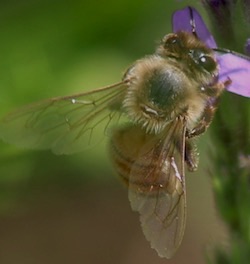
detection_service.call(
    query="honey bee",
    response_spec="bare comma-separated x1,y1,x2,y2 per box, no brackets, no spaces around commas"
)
0,7,244,259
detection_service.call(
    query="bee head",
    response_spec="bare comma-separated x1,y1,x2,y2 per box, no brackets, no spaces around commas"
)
157,31,219,84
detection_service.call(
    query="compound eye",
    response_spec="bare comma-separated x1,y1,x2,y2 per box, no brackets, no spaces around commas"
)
198,55,217,72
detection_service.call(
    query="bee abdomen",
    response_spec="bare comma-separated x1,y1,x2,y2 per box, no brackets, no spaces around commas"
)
109,125,178,195
110,143,158,193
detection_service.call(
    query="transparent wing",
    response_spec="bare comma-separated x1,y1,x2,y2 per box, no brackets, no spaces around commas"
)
0,81,128,154
110,117,187,259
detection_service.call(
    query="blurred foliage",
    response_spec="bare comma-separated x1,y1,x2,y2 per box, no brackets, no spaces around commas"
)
202,1,250,263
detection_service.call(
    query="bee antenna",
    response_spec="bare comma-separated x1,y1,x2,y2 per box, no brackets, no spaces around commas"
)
188,6,198,39
213,47,250,60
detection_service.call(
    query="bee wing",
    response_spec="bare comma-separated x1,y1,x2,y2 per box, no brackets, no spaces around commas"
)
0,81,127,154
128,118,186,259
110,117,187,259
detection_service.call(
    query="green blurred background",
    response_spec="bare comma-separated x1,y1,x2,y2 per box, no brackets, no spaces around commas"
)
0,1,227,263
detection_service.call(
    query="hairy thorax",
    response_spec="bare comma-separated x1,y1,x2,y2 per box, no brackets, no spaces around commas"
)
122,55,208,134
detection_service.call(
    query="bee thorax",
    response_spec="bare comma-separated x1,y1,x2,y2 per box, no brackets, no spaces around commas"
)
123,55,197,134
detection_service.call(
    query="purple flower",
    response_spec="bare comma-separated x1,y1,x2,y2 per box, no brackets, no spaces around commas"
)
172,7,250,98
172,6,217,48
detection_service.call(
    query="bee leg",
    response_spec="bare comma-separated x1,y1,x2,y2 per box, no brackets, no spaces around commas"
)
187,97,219,138
188,78,232,138
185,139,199,171
201,77,232,97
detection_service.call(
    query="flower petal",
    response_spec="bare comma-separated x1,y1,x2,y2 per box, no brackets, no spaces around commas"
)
172,6,217,48
216,52,250,97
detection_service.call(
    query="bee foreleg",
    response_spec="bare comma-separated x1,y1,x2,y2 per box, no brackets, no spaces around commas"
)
187,97,219,138
188,78,231,138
